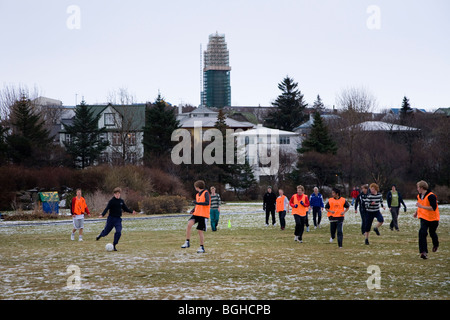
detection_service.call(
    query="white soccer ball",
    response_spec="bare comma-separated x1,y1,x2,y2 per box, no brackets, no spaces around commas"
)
105,243,114,252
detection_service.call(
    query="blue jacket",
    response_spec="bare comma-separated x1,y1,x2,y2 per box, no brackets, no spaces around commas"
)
309,193,324,208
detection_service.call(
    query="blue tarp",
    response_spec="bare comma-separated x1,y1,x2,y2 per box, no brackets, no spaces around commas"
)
39,192,59,214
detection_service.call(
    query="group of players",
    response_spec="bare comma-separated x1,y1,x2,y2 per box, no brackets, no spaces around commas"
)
69,179,440,259
261,181,440,258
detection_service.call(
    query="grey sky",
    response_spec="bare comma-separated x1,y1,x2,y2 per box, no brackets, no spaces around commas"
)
0,0,448,110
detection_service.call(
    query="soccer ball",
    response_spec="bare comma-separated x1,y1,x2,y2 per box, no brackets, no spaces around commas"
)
105,243,114,252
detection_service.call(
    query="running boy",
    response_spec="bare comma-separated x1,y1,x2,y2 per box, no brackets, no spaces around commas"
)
181,180,211,253
325,188,349,248
355,184,369,235
70,188,90,241
289,185,309,243
96,187,137,251
209,186,221,231
414,180,440,259
276,188,289,230
364,183,385,245
309,187,324,229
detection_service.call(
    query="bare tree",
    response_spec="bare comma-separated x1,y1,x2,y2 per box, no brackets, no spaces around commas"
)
108,105,145,166
333,87,377,194
106,87,136,105
0,83,41,122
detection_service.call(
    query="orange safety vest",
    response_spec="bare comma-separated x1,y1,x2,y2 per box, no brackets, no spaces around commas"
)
73,197,88,215
194,190,211,218
417,192,440,221
327,197,347,218
291,194,308,216
276,195,287,212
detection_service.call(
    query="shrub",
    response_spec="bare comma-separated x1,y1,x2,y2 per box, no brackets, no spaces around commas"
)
434,185,450,204
84,190,111,215
141,195,188,215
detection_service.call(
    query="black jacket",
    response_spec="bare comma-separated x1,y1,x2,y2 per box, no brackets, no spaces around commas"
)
263,192,277,209
101,197,133,217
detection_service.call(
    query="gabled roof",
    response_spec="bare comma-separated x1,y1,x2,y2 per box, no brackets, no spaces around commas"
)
389,108,426,115
233,124,298,137
350,121,420,132
179,116,254,129
434,107,450,116
61,103,146,131
293,114,340,131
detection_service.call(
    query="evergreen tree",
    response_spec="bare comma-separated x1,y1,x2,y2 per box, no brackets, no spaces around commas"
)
7,96,52,165
400,96,413,124
265,76,307,131
312,95,325,113
63,100,109,169
143,94,180,164
214,109,228,134
299,112,337,154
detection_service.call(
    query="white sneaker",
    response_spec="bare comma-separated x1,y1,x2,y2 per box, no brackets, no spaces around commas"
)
306,226,310,232
71,233,75,241
329,237,334,243
197,246,205,253
181,240,190,248
78,237,83,242
294,236,299,242
265,223,269,227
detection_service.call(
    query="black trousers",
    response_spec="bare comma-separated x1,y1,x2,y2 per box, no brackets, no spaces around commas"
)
265,206,276,225
329,217,344,247
293,215,307,240
419,218,439,253
278,211,286,229
359,210,367,235
99,216,122,245
312,206,322,227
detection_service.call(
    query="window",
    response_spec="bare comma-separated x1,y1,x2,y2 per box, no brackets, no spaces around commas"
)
104,113,115,126
112,132,121,146
279,136,290,145
127,132,136,146
65,134,71,144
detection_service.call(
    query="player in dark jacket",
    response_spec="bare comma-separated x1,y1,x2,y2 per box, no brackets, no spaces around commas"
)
96,187,137,251
263,186,277,226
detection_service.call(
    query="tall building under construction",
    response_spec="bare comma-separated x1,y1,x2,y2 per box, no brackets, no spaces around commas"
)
201,32,231,108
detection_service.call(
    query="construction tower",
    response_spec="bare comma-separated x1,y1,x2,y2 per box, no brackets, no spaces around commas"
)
201,32,231,108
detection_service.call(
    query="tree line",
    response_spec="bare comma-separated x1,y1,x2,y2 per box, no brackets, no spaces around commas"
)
1,80,448,200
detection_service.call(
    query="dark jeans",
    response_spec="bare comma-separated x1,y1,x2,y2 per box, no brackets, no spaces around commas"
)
329,217,344,247
359,210,367,235
99,216,122,245
293,215,307,240
419,218,439,253
265,206,276,225
389,207,400,230
278,211,286,229
312,206,322,227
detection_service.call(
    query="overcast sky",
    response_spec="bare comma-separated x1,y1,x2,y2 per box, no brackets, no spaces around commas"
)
0,0,448,111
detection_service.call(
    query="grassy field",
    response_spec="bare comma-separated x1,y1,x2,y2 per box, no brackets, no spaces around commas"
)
0,201,448,300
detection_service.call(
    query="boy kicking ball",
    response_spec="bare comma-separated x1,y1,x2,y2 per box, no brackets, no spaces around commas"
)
181,180,211,253
96,187,137,251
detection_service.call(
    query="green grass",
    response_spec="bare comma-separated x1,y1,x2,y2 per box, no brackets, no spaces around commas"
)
0,202,448,300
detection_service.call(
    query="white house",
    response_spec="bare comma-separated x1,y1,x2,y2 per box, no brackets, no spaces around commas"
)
60,103,146,165
233,124,301,181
